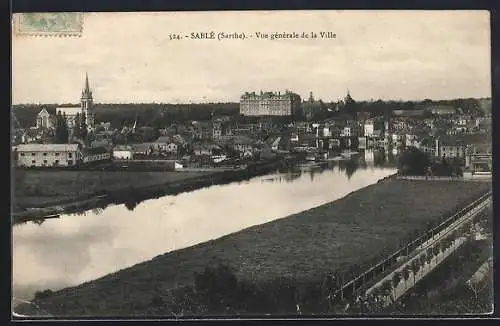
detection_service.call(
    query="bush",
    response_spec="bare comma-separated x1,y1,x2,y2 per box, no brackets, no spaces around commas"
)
34,289,54,300
397,147,431,176
392,271,402,288
194,263,240,313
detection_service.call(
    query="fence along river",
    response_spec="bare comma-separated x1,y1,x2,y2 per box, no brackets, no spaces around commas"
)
328,190,492,312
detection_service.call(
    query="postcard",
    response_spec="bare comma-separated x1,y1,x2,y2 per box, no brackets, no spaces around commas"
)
11,10,492,318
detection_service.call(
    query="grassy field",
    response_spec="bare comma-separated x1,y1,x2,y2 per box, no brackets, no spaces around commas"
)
20,179,491,316
13,170,213,209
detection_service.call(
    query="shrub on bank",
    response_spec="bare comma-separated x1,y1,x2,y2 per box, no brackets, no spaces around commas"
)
158,263,339,316
34,289,54,300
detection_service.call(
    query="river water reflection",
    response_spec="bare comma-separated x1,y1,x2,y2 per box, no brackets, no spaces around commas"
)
12,149,397,301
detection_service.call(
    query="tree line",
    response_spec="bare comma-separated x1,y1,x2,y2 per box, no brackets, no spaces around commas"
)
12,97,488,130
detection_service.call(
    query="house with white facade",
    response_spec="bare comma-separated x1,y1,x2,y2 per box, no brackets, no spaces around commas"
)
113,145,133,160
405,134,420,148
16,143,81,167
340,126,352,137
364,120,375,137
435,137,466,158
36,109,56,129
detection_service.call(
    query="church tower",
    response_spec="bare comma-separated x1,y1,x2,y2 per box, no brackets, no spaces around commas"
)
81,72,95,130
344,89,354,104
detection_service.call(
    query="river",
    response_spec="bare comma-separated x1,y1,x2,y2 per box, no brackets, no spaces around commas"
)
12,149,397,303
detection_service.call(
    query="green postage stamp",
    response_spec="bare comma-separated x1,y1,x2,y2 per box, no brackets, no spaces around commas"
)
13,13,83,37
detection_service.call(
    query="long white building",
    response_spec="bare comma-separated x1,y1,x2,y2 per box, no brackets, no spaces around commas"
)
15,144,81,167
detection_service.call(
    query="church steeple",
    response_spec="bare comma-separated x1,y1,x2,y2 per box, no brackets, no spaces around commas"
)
80,72,95,131
82,72,92,99
345,89,354,104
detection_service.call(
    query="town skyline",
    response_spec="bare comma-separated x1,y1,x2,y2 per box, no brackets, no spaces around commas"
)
13,11,491,104
11,86,493,106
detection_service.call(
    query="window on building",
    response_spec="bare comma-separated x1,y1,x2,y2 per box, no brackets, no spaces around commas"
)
68,160,73,165
43,153,47,156
20,153,25,156
43,160,47,164
55,153,60,156
55,160,59,165
69,153,73,158
31,160,36,164
31,153,35,156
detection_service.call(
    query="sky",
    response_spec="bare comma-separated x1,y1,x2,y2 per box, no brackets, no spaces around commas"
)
12,11,491,104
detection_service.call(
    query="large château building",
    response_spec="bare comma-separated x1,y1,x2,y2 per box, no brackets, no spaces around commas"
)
56,73,96,131
240,90,302,117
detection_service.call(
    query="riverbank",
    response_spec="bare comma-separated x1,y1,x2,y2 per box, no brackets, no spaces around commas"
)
13,170,212,208
12,159,290,221
15,178,491,316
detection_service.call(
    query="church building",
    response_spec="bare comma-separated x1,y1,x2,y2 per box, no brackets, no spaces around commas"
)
56,73,96,131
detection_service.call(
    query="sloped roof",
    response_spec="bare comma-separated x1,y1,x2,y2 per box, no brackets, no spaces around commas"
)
438,135,465,146
132,143,154,152
193,141,221,150
82,147,109,155
154,136,171,143
114,145,133,151
57,107,81,116
17,143,79,152
37,108,52,117
231,135,254,145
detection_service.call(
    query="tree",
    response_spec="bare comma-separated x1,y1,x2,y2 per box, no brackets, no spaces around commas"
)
194,264,240,312
61,113,69,143
409,259,420,286
419,253,427,270
380,279,392,304
425,249,433,265
397,147,431,176
54,112,69,144
433,244,440,257
81,111,88,141
390,271,402,306
73,112,82,139
402,265,411,286
439,239,448,257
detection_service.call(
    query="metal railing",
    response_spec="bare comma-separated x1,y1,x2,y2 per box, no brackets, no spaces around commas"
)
328,190,492,305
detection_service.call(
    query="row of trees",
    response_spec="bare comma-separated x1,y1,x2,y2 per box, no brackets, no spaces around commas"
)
397,147,463,177
12,97,489,130
355,225,472,313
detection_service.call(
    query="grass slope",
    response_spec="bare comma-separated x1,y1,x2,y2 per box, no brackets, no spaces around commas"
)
24,179,491,316
13,170,211,208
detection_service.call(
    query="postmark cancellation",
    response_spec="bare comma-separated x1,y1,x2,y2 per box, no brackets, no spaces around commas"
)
13,13,83,37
